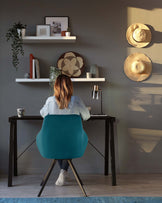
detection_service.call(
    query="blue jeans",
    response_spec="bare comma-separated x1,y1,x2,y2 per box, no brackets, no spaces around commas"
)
58,160,69,171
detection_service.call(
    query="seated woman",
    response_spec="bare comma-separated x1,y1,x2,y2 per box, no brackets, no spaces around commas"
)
40,74,90,186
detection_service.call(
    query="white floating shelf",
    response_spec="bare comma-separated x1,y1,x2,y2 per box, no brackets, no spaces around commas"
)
71,78,105,82
15,78,105,83
22,36,76,43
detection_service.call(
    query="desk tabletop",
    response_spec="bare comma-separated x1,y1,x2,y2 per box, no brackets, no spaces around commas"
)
9,115,115,122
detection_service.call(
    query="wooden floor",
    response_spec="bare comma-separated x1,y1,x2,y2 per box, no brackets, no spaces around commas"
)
0,174,162,197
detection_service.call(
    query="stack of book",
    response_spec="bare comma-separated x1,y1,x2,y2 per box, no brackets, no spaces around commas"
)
30,54,40,79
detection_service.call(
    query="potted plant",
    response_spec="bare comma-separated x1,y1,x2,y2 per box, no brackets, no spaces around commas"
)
49,66,61,91
6,21,27,70
65,27,71,36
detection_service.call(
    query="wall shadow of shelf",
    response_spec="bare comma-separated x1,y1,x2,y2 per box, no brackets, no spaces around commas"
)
22,36,76,43
15,78,106,83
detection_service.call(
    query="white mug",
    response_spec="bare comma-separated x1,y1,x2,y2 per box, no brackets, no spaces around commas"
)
17,108,25,117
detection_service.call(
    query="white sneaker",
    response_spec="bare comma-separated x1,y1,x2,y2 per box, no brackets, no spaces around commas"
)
55,169,68,186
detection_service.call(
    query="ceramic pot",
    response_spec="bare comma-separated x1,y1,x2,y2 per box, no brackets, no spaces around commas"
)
90,64,99,78
17,28,26,37
21,28,26,37
65,32,71,36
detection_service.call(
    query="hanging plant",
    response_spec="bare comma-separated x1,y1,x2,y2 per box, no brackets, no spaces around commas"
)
6,21,26,70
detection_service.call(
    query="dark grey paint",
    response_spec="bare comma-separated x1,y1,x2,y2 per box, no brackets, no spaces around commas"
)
0,0,162,175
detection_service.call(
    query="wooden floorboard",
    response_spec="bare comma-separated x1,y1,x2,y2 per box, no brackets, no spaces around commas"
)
0,174,162,197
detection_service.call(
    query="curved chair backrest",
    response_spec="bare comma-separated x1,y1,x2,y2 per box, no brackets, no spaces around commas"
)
36,114,88,159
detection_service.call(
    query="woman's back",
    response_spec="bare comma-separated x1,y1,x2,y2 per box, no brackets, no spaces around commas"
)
40,95,90,120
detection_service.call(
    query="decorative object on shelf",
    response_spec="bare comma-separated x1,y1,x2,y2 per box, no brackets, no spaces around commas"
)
45,16,69,36
65,32,71,37
36,25,50,37
6,21,27,69
24,73,30,78
32,59,40,79
21,28,26,37
90,64,99,78
57,51,85,77
92,85,103,115
29,54,34,78
86,72,92,78
65,27,71,36
126,23,152,48
61,31,66,36
17,28,26,37
49,66,61,89
15,22,26,37
17,108,25,117
124,53,152,82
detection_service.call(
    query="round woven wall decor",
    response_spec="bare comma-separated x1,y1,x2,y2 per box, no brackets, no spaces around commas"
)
57,51,85,77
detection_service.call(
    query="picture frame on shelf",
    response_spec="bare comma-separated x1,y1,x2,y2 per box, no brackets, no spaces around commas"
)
44,16,69,36
36,25,50,37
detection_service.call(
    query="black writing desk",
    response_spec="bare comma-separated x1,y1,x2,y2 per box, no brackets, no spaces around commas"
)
8,115,116,187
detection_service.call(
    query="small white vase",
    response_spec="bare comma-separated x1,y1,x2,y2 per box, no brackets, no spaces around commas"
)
21,28,26,37
17,28,26,37
65,32,71,37
17,29,21,36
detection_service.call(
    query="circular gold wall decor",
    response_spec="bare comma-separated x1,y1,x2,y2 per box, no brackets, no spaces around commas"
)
126,23,152,48
124,53,152,81
57,51,85,77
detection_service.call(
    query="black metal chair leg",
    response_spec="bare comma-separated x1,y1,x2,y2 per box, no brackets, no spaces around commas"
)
38,159,56,197
67,160,87,197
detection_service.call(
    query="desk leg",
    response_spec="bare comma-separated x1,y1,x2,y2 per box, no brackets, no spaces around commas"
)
14,120,17,176
104,118,109,176
8,121,14,187
110,118,116,186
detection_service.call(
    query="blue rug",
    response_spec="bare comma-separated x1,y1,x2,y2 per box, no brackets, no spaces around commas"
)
1,197,162,203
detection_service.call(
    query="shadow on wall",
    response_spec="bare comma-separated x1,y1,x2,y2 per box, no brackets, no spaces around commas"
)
146,25,162,46
129,128,162,153
143,63,162,85
127,66,162,153
120,0,162,10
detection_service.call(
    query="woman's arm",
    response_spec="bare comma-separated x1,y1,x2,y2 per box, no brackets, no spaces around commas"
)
40,97,50,117
77,97,90,120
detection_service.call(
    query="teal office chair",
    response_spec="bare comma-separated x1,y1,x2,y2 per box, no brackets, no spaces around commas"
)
36,114,88,197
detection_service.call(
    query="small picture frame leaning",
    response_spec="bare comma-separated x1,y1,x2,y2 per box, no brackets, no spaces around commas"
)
36,25,50,37
44,16,69,36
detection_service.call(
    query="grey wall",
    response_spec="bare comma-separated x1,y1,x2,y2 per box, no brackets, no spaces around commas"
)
1,0,162,175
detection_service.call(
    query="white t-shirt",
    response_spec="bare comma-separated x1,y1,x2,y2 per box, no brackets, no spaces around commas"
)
40,96,90,121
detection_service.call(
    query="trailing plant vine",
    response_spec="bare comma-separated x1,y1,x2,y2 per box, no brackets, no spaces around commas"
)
6,22,26,70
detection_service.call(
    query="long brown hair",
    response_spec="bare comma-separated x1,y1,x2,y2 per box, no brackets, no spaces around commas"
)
54,74,73,109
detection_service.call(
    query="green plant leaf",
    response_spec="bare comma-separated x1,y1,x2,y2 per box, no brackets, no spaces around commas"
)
6,21,26,69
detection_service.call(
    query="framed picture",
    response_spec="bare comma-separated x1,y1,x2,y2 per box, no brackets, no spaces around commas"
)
45,16,69,36
36,25,50,37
